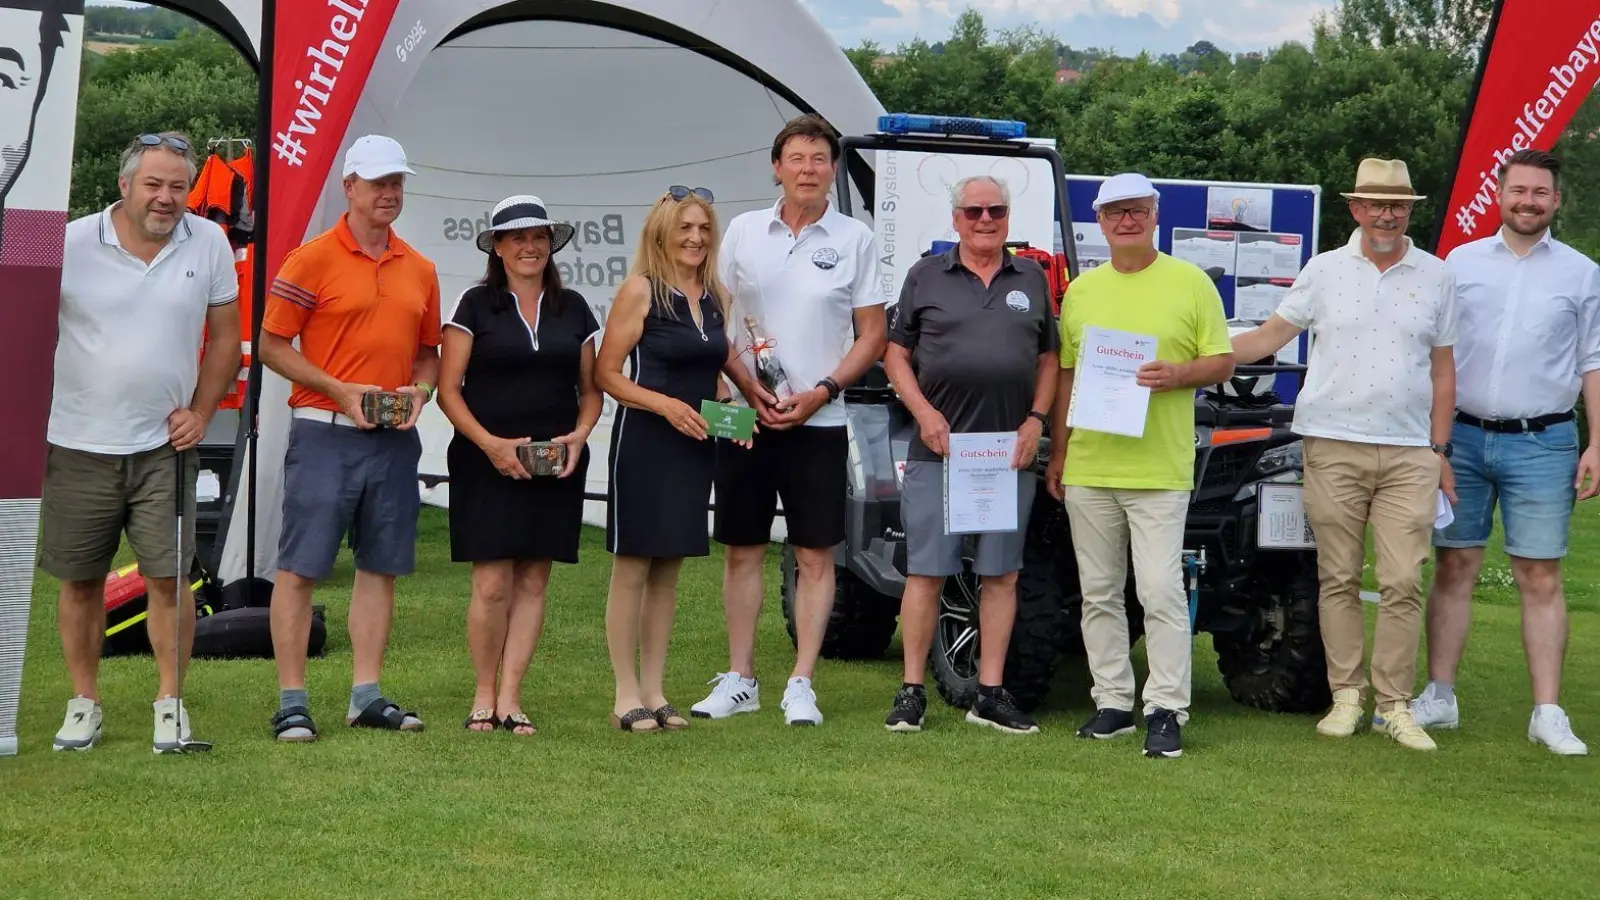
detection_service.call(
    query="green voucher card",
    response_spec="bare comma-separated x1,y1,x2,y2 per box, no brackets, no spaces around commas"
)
701,400,756,441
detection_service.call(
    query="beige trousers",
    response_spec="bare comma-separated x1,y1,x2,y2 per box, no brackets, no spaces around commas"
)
1063,486,1193,723
1300,437,1439,708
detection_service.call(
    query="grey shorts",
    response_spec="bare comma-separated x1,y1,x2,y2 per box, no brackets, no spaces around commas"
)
278,416,422,580
901,458,1037,578
38,443,198,582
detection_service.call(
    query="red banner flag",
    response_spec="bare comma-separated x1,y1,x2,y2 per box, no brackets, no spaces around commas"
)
265,0,398,283
1436,1,1600,258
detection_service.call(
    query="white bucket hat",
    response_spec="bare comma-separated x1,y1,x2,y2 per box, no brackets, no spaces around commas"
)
476,194,576,254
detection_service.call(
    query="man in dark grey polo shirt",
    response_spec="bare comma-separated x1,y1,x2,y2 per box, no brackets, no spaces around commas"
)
882,174,1059,734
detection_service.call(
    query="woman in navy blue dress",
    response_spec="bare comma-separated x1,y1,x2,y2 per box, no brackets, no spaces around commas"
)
437,194,603,738
595,185,738,732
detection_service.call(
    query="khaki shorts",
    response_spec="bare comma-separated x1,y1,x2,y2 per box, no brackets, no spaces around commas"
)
38,443,198,582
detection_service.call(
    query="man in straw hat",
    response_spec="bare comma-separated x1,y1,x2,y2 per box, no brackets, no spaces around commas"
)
1232,158,1459,752
258,134,443,742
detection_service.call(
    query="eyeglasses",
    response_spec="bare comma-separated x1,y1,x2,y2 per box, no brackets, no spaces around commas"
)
667,185,715,203
958,205,1009,221
1099,206,1152,222
1357,200,1413,216
135,133,191,153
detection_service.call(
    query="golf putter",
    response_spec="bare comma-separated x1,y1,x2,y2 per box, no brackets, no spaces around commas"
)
163,449,212,754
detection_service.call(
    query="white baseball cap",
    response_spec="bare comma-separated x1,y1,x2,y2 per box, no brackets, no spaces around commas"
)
342,134,417,180
1093,172,1160,211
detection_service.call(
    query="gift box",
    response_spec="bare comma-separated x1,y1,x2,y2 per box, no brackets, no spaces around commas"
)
360,391,413,428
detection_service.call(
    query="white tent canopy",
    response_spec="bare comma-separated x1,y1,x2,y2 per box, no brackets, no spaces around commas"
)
214,0,886,586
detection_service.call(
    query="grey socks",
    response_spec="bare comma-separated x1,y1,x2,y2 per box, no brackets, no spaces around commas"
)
280,688,309,711
349,682,381,719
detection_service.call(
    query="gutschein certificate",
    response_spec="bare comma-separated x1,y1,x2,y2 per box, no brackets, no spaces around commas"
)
1067,325,1157,438
943,432,1018,535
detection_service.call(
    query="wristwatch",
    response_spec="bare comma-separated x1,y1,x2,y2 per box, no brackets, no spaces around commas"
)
1431,442,1452,458
1028,410,1050,428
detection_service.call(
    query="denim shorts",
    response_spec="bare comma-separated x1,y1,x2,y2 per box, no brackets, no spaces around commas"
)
1434,417,1578,559
278,417,423,579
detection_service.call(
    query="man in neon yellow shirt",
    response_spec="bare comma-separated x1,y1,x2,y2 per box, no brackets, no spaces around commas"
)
1045,173,1235,759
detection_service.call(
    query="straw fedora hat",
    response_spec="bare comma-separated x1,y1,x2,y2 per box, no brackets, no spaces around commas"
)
1340,158,1427,201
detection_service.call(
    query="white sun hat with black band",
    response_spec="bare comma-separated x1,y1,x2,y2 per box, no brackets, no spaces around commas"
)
476,194,576,254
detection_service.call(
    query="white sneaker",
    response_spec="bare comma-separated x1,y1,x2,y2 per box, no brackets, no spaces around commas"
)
152,697,193,754
53,697,102,752
1409,683,1459,730
781,677,822,727
1529,706,1588,756
690,672,760,719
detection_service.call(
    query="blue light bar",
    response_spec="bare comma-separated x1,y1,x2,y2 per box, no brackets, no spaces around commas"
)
877,113,1028,140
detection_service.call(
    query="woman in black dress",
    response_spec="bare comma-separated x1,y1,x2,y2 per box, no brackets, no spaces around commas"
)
437,194,603,737
595,185,738,732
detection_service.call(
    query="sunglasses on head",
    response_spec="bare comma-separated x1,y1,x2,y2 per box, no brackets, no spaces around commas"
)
135,133,191,153
958,204,1009,221
667,185,715,203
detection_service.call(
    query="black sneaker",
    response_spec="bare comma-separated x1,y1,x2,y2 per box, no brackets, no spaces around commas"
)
965,687,1040,734
885,685,927,732
1076,707,1136,739
1144,709,1183,758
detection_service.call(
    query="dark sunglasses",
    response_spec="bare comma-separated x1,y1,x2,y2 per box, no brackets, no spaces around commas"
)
958,204,1009,221
135,133,191,153
667,185,715,203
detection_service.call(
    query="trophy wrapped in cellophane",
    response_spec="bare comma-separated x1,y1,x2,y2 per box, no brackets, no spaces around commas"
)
517,441,567,477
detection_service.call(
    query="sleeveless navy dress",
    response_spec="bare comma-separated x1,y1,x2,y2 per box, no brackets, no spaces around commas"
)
606,283,729,558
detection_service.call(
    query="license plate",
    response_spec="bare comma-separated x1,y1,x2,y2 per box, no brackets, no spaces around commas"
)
1257,482,1316,549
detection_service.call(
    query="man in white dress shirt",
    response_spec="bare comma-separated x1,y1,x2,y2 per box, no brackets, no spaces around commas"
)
1231,158,1457,752
1413,149,1596,756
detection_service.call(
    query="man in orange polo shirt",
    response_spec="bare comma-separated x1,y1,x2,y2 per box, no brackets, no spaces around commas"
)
258,135,442,742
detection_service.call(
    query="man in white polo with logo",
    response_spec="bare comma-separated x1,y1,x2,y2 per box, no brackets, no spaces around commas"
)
692,113,886,727
41,131,240,753
1231,157,1458,752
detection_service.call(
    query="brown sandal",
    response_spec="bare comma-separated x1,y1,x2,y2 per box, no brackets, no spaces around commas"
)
653,704,688,731
610,708,659,732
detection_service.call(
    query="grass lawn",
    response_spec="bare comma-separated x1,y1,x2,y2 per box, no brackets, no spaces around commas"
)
4,505,1598,899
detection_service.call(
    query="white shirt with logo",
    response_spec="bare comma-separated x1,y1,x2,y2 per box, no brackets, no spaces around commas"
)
1275,231,1458,446
48,205,239,454
1446,229,1600,420
718,198,883,428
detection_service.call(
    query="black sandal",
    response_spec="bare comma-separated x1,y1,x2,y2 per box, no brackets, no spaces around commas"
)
272,705,318,743
347,696,424,731
464,708,500,731
610,707,659,732
501,712,536,736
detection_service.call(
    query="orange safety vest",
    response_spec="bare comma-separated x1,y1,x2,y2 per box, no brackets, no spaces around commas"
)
188,151,256,411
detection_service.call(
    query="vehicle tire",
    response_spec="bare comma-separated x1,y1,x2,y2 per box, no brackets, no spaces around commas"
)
780,545,898,660
929,490,1067,712
1213,552,1331,713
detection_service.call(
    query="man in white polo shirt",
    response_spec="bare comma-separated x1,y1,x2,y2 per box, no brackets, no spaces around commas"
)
1414,149,1596,756
692,114,887,727
1231,158,1458,752
40,131,240,754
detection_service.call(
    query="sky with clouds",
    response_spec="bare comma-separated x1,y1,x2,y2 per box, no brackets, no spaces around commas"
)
800,0,1339,57
90,0,1337,58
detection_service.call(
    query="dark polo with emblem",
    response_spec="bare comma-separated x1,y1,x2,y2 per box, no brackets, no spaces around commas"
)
888,244,1059,462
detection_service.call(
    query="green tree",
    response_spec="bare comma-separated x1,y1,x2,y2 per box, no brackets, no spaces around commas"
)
71,29,257,219
1332,0,1496,57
